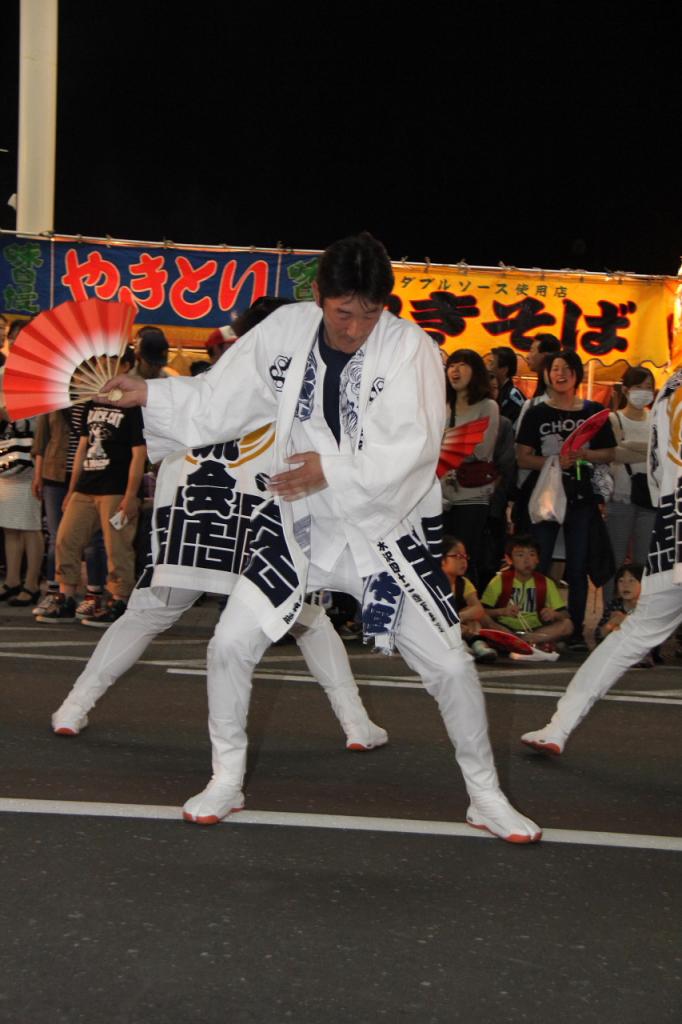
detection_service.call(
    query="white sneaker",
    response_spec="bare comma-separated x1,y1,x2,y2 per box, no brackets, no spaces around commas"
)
466,790,542,843
346,721,389,752
52,703,89,736
182,779,245,825
520,726,566,755
33,591,59,616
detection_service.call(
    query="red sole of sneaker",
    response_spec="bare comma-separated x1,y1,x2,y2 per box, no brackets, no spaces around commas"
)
346,742,371,751
467,821,542,843
521,739,562,755
53,727,78,736
182,806,244,825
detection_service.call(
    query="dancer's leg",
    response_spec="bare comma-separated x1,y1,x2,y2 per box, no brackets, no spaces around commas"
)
295,602,387,750
395,597,541,842
522,586,682,754
183,583,271,824
52,586,202,733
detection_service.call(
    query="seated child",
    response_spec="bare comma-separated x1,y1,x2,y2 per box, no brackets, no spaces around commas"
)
441,536,497,663
480,535,573,651
597,563,662,665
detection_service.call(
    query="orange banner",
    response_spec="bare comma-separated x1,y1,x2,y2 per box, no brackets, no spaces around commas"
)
390,263,675,377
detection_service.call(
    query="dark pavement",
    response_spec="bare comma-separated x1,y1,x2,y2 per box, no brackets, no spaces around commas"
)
1,599,681,1023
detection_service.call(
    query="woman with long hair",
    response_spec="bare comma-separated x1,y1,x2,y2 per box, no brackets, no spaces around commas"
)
441,349,499,586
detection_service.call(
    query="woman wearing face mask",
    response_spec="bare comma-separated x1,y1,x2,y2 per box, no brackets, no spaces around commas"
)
603,366,657,604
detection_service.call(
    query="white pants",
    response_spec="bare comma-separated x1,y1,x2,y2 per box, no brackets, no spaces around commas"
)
59,584,373,742
208,550,499,798
548,585,682,737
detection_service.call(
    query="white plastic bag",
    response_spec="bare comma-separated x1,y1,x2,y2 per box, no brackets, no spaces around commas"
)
529,454,566,524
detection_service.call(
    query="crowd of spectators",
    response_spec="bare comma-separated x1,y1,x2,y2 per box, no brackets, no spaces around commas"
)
0,313,661,658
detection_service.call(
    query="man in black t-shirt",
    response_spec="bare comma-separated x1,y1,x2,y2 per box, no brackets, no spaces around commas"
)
37,401,146,624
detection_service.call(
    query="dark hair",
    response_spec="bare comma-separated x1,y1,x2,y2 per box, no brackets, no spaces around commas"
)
190,360,212,376
535,335,561,356
119,344,136,367
492,346,517,378
137,326,167,342
232,296,295,337
615,562,644,584
622,365,654,390
445,349,491,405
316,232,394,304
506,534,540,558
442,535,466,555
544,348,584,387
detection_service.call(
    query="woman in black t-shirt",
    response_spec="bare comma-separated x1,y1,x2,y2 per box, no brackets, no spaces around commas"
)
515,350,616,647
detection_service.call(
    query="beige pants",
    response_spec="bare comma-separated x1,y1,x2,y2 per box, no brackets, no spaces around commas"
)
56,492,138,600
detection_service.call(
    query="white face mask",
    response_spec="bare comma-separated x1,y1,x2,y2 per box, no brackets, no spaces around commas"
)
627,387,654,409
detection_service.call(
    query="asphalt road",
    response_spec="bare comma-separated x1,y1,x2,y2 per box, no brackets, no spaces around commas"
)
1,598,680,1024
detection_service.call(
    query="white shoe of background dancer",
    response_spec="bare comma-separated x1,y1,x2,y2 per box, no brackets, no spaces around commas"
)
346,722,388,752
182,778,246,825
51,702,89,736
520,726,567,755
466,790,542,843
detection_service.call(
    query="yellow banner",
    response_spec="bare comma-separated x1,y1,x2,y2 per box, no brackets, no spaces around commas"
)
391,264,675,376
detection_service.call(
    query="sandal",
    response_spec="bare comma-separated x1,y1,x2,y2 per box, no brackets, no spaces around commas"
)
0,584,21,602
8,588,41,607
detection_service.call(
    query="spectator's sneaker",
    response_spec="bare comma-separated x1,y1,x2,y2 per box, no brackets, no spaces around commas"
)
466,790,542,843
36,595,76,623
471,639,497,663
182,779,245,825
32,591,59,616
81,599,127,628
566,634,588,652
520,726,567,755
75,593,104,620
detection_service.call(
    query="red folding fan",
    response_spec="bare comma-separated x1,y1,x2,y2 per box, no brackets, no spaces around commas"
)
477,629,559,662
2,298,134,419
437,416,490,477
560,408,611,456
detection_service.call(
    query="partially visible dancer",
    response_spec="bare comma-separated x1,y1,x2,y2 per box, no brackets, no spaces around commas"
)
440,536,497,663
603,366,656,603
442,349,499,588
51,297,387,754
0,320,44,606
515,349,616,649
521,368,682,755
481,535,573,651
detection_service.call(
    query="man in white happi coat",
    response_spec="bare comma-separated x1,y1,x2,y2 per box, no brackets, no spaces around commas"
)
522,366,682,755
105,233,541,842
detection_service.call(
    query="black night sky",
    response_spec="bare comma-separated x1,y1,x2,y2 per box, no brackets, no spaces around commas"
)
1,1,680,276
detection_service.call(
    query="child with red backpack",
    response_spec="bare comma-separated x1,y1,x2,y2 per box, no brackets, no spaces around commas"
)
480,535,573,652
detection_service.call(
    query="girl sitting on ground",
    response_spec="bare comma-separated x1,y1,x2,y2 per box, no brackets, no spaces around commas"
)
441,536,497,663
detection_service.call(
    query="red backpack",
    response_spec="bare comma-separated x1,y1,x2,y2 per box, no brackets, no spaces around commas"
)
494,565,547,613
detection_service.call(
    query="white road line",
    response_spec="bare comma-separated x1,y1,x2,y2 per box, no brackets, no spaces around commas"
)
0,651,211,668
165,667,682,706
0,797,680,852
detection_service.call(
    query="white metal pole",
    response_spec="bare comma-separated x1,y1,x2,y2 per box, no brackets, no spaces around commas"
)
17,0,58,234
